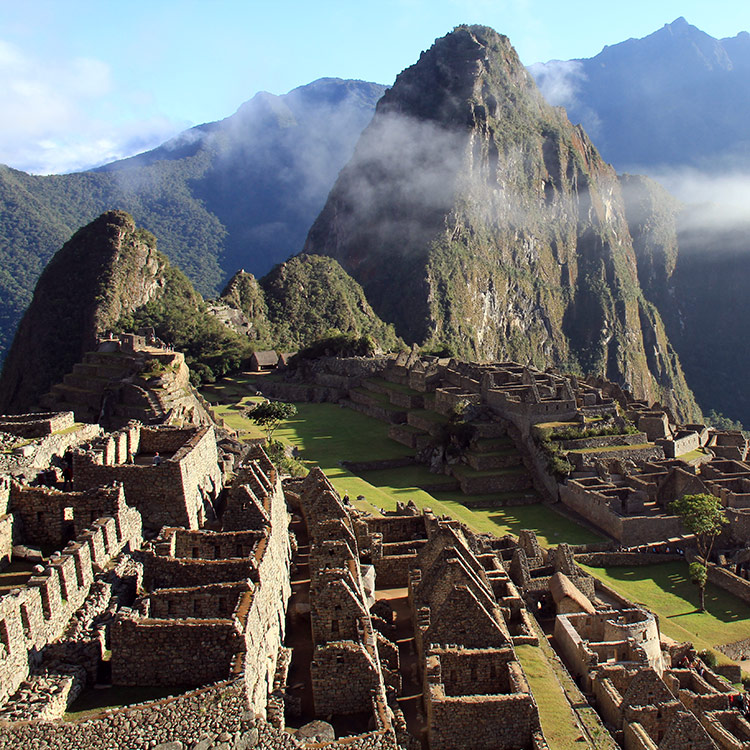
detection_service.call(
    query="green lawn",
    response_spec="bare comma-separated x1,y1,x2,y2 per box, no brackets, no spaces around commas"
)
516,644,596,749
202,379,603,546
581,561,750,654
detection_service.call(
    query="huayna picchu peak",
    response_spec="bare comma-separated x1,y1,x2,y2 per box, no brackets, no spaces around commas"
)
304,25,699,422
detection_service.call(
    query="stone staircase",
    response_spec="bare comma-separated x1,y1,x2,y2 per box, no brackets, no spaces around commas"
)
39,349,182,428
343,376,540,504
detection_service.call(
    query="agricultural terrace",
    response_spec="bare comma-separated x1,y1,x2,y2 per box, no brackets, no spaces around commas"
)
201,375,601,547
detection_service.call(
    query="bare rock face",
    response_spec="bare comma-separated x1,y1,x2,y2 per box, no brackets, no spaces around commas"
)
0,211,167,413
303,25,699,421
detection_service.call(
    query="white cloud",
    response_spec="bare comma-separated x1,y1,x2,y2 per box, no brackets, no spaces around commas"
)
0,39,185,174
527,59,583,109
647,166,750,231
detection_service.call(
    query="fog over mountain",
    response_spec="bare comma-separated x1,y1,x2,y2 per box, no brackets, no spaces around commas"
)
0,78,385,360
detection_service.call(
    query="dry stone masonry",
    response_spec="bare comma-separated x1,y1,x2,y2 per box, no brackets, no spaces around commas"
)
3,348,750,748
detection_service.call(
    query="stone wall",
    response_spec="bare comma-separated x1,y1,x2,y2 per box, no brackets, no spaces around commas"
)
167,528,266,560
373,553,418,588
110,611,245,686
426,688,539,750
240,466,292,716
146,581,248,619
560,483,684,545
0,411,74,438
142,550,258,590
0,502,142,707
0,678,270,750
74,425,222,530
310,641,382,716
10,483,125,550
112,452,291,718
436,646,515,696
706,563,750,606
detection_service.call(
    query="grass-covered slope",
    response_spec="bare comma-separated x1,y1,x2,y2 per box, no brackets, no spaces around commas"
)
0,210,254,412
0,211,169,412
258,255,402,350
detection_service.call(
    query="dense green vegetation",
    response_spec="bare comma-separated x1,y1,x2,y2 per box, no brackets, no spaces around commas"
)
0,79,386,362
118,263,253,385
256,255,402,352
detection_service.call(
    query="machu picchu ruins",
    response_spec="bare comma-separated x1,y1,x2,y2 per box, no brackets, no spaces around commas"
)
0,332,750,750
3,15,750,750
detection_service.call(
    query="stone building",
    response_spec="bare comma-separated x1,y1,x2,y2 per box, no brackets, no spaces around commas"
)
110,446,292,717
0,481,142,710
72,422,223,531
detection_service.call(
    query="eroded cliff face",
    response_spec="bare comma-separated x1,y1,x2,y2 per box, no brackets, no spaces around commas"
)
0,211,167,413
304,25,699,420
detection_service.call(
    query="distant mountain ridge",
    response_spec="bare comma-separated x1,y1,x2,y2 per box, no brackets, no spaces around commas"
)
0,78,385,361
530,17,750,171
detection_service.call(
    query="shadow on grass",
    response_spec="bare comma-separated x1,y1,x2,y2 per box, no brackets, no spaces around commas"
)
66,685,191,721
595,562,750,626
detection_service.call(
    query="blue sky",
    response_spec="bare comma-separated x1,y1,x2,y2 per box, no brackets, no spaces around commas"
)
1,0,748,174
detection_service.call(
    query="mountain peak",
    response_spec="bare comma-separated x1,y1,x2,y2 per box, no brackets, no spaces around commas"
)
303,25,698,420
666,16,690,29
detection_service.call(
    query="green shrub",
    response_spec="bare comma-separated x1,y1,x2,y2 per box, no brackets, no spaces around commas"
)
264,439,307,477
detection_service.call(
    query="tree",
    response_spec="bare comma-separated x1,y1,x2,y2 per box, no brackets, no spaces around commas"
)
669,493,728,611
246,400,297,440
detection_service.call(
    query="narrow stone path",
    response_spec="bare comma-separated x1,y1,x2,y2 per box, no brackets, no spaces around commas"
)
375,588,427,748
282,517,314,725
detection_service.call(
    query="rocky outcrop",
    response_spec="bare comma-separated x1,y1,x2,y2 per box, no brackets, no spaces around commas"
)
304,25,700,421
0,211,167,414
215,258,403,352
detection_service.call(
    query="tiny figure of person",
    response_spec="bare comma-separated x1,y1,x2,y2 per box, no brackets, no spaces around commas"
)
153,452,162,467
62,462,73,491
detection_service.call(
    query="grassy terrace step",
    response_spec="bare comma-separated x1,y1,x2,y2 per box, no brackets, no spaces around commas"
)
358,464,459,492
408,409,449,423
451,464,527,479
465,449,522,472
200,380,604,546
365,377,422,396
567,442,655,454
457,490,540,508
350,387,403,410
472,436,514,453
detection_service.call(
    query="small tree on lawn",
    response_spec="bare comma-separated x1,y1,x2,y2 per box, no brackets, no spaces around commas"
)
246,400,297,441
669,493,727,612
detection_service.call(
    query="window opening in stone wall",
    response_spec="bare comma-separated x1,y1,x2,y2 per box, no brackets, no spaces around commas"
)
235,544,243,557
336,654,344,665
331,619,339,634
168,600,174,615
218,597,227,614
193,599,200,615
192,547,199,559
0,619,9,658
20,604,32,638
36,511,43,524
